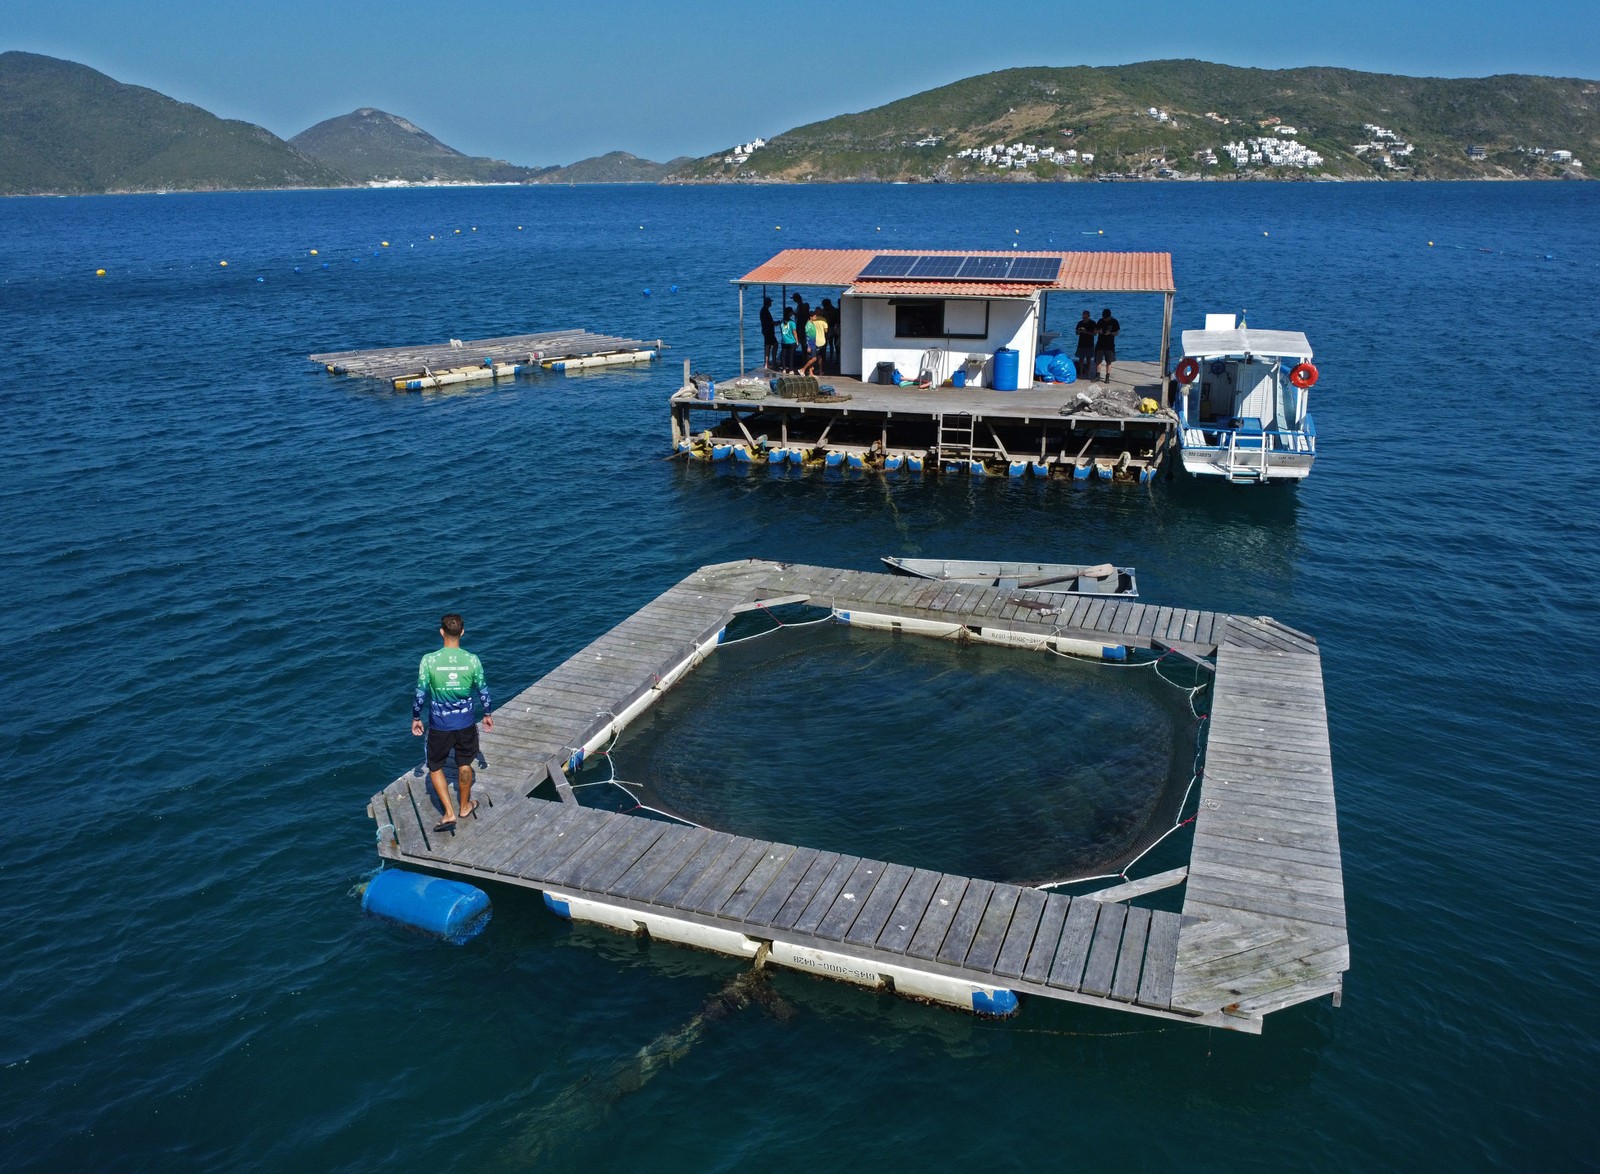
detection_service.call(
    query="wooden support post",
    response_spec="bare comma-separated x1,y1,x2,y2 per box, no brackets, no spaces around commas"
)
1159,292,1174,407
738,286,746,375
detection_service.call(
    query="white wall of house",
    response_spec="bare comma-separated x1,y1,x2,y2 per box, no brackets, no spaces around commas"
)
845,294,1039,387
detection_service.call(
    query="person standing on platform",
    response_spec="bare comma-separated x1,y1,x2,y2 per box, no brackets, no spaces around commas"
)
411,613,493,832
1094,307,1120,383
801,309,827,376
820,298,840,372
778,309,798,371
1074,310,1097,378
759,296,778,369
791,292,811,352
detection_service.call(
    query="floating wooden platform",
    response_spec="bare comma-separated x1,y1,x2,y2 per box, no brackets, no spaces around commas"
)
312,329,660,390
672,362,1175,480
369,561,1346,1032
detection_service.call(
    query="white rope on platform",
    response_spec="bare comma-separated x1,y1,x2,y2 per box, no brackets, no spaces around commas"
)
717,605,841,647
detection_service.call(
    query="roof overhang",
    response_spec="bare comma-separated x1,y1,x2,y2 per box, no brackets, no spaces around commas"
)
734,248,1176,295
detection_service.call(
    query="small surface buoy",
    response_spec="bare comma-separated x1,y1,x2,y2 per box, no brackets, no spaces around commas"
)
643,288,651,296
1545,253,1554,261
95,268,106,276
1263,231,1270,236
255,276,265,283
471,226,477,231
429,234,435,240
372,251,379,257
362,870,490,943
1428,241,1434,246
1097,229,1103,235
219,260,228,266
876,226,881,231
381,240,389,247
322,262,329,269
517,225,523,230
669,284,678,293
1014,228,1020,234
310,249,318,255
454,229,461,234
774,225,781,230
639,224,644,229
294,266,301,273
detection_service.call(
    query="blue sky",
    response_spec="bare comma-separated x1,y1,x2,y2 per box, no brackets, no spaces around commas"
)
7,0,1597,164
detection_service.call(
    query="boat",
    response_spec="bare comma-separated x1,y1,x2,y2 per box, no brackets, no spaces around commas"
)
1172,314,1318,484
881,557,1137,597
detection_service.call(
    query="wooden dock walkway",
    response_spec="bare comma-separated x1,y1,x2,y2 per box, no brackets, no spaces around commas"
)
369,560,1345,1032
312,328,658,388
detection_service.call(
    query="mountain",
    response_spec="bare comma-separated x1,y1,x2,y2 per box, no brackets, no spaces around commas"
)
290,108,549,184
528,151,693,183
670,61,1600,182
0,51,346,195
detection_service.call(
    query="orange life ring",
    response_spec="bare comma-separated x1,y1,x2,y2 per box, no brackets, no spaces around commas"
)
1290,362,1319,389
1175,357,1200,384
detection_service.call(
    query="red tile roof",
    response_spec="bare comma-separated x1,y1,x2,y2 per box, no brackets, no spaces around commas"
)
736,248,1175,294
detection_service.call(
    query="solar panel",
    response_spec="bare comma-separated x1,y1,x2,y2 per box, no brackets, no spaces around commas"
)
956,256,1013,280
909,255,964,278
858,254,917,278
1008,257,1063,282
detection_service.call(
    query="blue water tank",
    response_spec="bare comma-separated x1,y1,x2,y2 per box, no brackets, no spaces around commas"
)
362,870,490,942
992,347,1019,391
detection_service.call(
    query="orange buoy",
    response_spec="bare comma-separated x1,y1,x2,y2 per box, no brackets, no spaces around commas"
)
1289,362,1319,389
1175,357,1201,384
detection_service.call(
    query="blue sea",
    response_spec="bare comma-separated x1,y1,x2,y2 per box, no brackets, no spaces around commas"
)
2,180,1597,1171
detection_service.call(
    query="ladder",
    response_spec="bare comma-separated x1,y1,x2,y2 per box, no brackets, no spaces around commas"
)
935,413,1003,462
1224,431,1270,483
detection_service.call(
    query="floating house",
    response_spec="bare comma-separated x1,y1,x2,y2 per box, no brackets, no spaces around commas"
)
671,249,1180,482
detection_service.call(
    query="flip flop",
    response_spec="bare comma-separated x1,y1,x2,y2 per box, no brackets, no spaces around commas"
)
433,820,456,833
458,801,479,820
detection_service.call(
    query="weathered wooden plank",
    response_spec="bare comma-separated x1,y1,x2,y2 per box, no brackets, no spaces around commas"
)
769,851,844,931
815,858,891,941
963,884,1022,972
873,868,942,954
1078,901,1129,998
578,819,675,893
906,875,971,961
1136,911,1182,1009
1079,867,1189,903
681,838,765,914
993,887,1048,979
1110,905,1152,1002
542,815,638,887
744,846,821,927
609,825,710,901
1021,894,1071,984
719,844,797,920
844,863,914,946
936,879,995,966
488,802,590,875
1047,899,1101,990
654,833,740,908
789,855,863,935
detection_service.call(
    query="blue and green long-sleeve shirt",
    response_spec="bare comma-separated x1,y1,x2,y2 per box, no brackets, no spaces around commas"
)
413,646,490,731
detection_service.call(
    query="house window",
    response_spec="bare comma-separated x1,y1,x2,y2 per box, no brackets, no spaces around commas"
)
892,299,990,339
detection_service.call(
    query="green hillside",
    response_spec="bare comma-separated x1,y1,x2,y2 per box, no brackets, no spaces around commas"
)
0,51,347,195
672,61,1599,182
291,108,548,184
529,150,693,184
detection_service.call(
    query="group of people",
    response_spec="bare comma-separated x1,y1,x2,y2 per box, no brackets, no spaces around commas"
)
761,292,839,375
1073,308,1121,382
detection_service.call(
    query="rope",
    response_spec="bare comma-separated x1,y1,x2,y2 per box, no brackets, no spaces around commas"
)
718,607,840,647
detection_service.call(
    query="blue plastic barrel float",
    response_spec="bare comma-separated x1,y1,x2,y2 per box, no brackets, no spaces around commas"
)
362,870,490,943
992,347,1020,391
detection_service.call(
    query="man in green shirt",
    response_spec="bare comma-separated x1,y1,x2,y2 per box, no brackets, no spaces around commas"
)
411,613,493,831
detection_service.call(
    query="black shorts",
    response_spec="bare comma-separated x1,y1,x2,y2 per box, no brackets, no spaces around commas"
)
1094,346,1116,362
426,724,480,771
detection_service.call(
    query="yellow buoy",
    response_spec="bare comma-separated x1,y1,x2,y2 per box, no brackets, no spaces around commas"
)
774,225,781,230
381,241,389,247
219,260,228,266
1097,230,1103,235
95,268,106,276
309,249,318,255
429,235,435,240
1428,240,1435,247
455,229,461,235
1014,228,1020,234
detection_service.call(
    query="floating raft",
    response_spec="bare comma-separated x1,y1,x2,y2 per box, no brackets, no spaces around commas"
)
368,560,1346,1032
310,329,660,390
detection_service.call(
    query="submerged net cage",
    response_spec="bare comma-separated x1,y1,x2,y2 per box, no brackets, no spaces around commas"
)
574,607,1209,887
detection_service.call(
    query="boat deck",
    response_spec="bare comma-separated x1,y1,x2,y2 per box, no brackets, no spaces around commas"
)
369,561,1345,1032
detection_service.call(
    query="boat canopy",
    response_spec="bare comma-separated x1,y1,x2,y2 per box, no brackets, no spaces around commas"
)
1180,328,1312,361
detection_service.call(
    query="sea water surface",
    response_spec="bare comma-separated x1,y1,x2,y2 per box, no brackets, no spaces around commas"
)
1,181,1597,1171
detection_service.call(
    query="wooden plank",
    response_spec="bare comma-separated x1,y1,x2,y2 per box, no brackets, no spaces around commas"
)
681,837,765,914
745,846,821,927
874,869,942,954
541,815,638,887
906,875,970,961
488,802,590,874
719,844,797,920
1136,911,1182,1009
1078,901,1129,998
769,851,843,931
936,879,995,966
843,863,915,946
1021,894,1071,984
558,815,661,889
1047,899,1102,990
963,884,1022,972
609,826,711,901
993,887,1048,979
577,819,674,893
788,855,863,935
654,833,740,908
815,858,891,941
1110,905,1152,1002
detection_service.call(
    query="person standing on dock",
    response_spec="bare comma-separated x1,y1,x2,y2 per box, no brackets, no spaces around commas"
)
411,613,493,832
800,309,827,376
760,296,778,369
1074,310,1097,378
1094,307,1120,383
791,292,811,352
778,309,799,371
820,298,840,372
